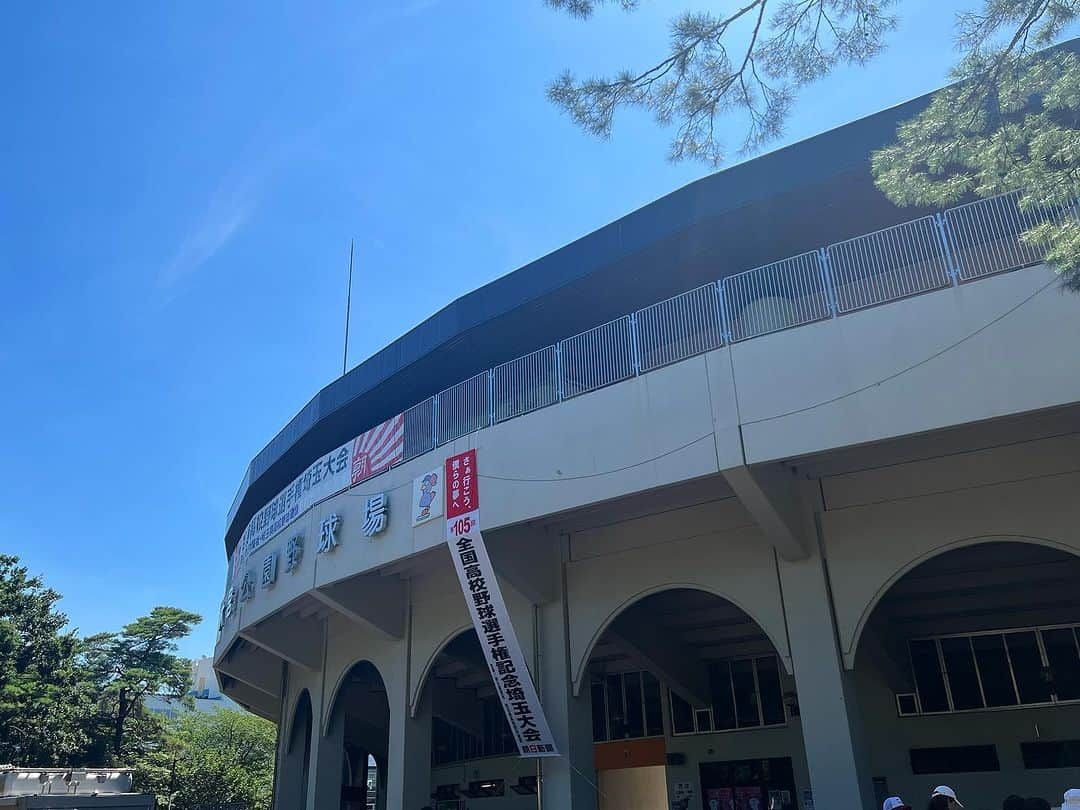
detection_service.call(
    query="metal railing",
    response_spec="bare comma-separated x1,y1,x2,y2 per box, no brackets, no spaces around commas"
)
338,189,1060,469
946,189,1073,282
404,397,435,460
436,371,490,446
722,252,831,342
493,345,559,423
559,315,636,399
826,216,951,313
637,283,724,371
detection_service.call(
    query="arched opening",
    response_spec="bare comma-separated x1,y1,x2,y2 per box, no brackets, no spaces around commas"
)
327,661,390,810
279,690,313,810
585,587,806,810
423,629,537,807
853,540,1080,808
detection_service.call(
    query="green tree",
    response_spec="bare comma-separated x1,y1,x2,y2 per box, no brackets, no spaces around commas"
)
82,607,202,759
0,555,96,765
872,34,1080,287
133,709,276,810
544,0,1079,285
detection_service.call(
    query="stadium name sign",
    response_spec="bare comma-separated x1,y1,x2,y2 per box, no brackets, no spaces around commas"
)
228,413,404,586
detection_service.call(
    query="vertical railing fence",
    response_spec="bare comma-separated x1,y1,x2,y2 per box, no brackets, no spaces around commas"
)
826,217,951,313
436,371,491,446
636,283,724,371
403,397,435,461
232,189,1066,517
945,189,1075,282
721,252,832,342
493,345,560,423
559,315,636,399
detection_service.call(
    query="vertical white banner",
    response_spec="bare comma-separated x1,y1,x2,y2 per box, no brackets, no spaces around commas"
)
445,449,559,758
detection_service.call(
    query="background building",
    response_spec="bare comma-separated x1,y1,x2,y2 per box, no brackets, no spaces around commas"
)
212,86,1080,810
145,656,241,720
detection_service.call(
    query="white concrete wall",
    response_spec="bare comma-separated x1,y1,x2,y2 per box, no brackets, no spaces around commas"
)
565,496,792,692
735,265,1080,463
822,467,1080,668
221,265,1080,662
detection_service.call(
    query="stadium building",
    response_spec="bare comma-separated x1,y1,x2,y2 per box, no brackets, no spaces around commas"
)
213,89,1080,810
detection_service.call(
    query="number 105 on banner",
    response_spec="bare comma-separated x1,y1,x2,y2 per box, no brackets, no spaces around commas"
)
449,515,477,536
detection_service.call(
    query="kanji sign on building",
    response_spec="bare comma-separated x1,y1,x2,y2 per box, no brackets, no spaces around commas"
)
445,449,559,758
229,413,405,588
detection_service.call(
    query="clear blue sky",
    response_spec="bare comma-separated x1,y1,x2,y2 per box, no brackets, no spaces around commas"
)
2,0,972,658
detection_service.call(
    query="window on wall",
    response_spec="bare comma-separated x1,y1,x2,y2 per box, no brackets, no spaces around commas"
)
591,671,664,742
431,696,516,766
910,745,1000,774
907,625,1080,715
670,656,787,736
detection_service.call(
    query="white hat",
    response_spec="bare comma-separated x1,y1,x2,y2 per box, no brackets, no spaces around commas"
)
1063,789,1080,809
932,786,964,807
883,798,910,810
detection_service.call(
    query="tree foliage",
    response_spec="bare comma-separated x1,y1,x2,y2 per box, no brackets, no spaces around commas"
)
546,0,897,165
872,13,1080,288
132,709,276,810
0,555,96,765
82,606,202,758
0,556,208,771
545,0,1080,286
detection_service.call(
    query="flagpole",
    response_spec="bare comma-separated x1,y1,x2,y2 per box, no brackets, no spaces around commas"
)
343,239,354,377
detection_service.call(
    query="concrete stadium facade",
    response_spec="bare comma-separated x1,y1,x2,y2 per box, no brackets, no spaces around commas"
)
213,96,1080,810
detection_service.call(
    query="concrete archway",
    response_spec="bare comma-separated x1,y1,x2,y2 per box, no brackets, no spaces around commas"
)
581,587,809,810
573,583,793,699
324,660,390,810
278,689,312,810
847,534,1080,669
419,628,539,804
850,539,1080,809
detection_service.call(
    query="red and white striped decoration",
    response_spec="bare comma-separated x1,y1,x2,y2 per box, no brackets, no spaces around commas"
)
351,413,404,485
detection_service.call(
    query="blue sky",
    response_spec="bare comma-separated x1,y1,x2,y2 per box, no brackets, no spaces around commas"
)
2,0,974,658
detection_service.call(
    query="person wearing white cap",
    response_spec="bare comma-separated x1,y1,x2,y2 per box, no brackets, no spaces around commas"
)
883,797,911,810
928,786,964,810
1062,789,1080,809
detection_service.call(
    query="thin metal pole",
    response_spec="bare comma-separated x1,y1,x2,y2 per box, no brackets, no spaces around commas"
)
343,239,354,376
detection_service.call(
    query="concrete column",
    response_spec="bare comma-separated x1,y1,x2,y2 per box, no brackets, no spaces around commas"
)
384,682,432,810
310,709,345,810
778,487,873,810
538,543,598,810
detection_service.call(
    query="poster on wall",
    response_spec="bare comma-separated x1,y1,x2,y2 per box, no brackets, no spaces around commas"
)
707,788,735,810
444,449,559,758
411,468,443,526
228,413,405,588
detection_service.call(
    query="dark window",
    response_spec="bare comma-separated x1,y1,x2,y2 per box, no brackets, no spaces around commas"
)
624,672,644,738
1043,628,1080,701
731,659,761,728
591,682,607,742
605,674,625,739
695,708,713,732
642,672,664,736
756,656,786,725
709,661,737,731
670,690,694,735
971,634,1018,707
910,639,949,713
910,745,1000,774
673,656,786,735
896,693,919,715
941,637,983,710
1006,632,1052,704
1021,740,1080,769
